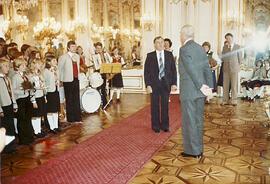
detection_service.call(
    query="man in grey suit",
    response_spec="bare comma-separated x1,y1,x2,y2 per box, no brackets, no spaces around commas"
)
221,33,242,106
178,25,213,158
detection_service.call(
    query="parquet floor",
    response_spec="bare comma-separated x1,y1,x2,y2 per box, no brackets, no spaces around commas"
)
131,97,270,184
1,94,270,184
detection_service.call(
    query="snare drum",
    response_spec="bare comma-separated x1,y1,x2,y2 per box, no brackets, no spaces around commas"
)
80,88,101,113
89,72,103,88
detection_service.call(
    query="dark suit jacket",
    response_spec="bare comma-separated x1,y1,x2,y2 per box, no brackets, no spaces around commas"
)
178,40,213,100
144,50,177,92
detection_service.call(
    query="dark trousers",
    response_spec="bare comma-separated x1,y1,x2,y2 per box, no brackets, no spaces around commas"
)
181,97,204,155
248,80,262,89
63,78,81,122
0,104,15,136
98,73,107,106
262,80,270,85
150,80,170,131
0,104,16,152
16,96,34,145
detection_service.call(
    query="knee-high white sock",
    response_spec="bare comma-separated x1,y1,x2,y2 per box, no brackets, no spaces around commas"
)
266,109,270,120
249,89,254,99
110,89,114,100
258,86,265,97
14,118,18,134
32,118,42,134
53,113,59,129
242,87,248,97
47,115,54,130
116,89,120,99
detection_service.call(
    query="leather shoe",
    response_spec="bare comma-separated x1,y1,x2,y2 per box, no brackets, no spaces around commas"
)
153,129,160,133
181,152,202,158
161,129,170,132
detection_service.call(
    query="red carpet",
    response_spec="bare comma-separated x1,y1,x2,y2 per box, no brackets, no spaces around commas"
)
9,95,181,184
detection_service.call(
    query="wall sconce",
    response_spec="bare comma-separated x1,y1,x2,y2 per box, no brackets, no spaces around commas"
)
223,10,243,29
140,13,155,31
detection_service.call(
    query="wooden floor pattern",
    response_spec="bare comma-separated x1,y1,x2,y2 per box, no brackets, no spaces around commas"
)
1,94,270,184
1,94,150,184
131,97,270,184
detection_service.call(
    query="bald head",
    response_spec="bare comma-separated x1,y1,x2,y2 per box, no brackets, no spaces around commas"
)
180,25,194,45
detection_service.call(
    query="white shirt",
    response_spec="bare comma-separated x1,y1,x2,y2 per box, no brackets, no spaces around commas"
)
229,43,234,50
0,73,4,78
68,52,74,58
112,55,125,65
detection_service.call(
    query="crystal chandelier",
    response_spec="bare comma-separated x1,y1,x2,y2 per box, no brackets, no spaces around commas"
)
33,17,61,41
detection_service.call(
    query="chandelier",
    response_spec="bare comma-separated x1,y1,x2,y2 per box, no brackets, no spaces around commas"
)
13,15,29,34
33,17,61,41
0,20,11,40
0,0,38,10
140,13,155,31
65,18,87,40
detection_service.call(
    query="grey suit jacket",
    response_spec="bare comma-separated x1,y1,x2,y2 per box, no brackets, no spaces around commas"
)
261,67,270,79
43,68,59,93
221,44,242,73
0,76,17,113
178,40,213,100
58,53,80,82
11,72,30,100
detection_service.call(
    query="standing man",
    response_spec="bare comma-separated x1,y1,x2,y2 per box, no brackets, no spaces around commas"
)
221,33,242,106
179,25,213,158
144,36,177,133
92,42,112,107
58,41,82,123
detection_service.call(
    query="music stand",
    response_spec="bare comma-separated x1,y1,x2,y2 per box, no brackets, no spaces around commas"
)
100,63,122,110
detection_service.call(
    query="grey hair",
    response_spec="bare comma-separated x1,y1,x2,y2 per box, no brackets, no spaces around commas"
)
181,25,194,38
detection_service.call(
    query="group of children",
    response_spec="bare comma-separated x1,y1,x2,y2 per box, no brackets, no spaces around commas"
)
241,60,270,101
0,52,61,154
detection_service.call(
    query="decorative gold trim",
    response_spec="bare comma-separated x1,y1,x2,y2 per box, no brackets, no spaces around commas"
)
159,0,163,36
217,0,222,55
123,76,143,90
155,0,157,34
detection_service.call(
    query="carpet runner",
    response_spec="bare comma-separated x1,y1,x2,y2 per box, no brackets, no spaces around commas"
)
8,95,181,184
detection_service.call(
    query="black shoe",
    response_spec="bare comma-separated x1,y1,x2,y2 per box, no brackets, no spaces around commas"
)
153,129,160,133
40,131,46,137
161,129,170,132
241,97,248,100
55,128,62,133
49,130,57,134
2,147,18,154
35,133,44,138
181,152,202,158
116,99,120,102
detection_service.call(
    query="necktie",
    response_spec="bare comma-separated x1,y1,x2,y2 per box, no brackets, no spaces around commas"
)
100,53,105,63
159,52,165,79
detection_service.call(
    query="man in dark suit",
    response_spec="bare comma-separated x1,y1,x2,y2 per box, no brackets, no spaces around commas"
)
178,25,213,158
144,36,177,133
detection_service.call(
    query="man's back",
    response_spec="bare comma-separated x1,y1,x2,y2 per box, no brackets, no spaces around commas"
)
178,40,212,100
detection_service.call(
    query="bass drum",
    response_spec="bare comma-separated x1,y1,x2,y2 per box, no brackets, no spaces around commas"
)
80,88,101,113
